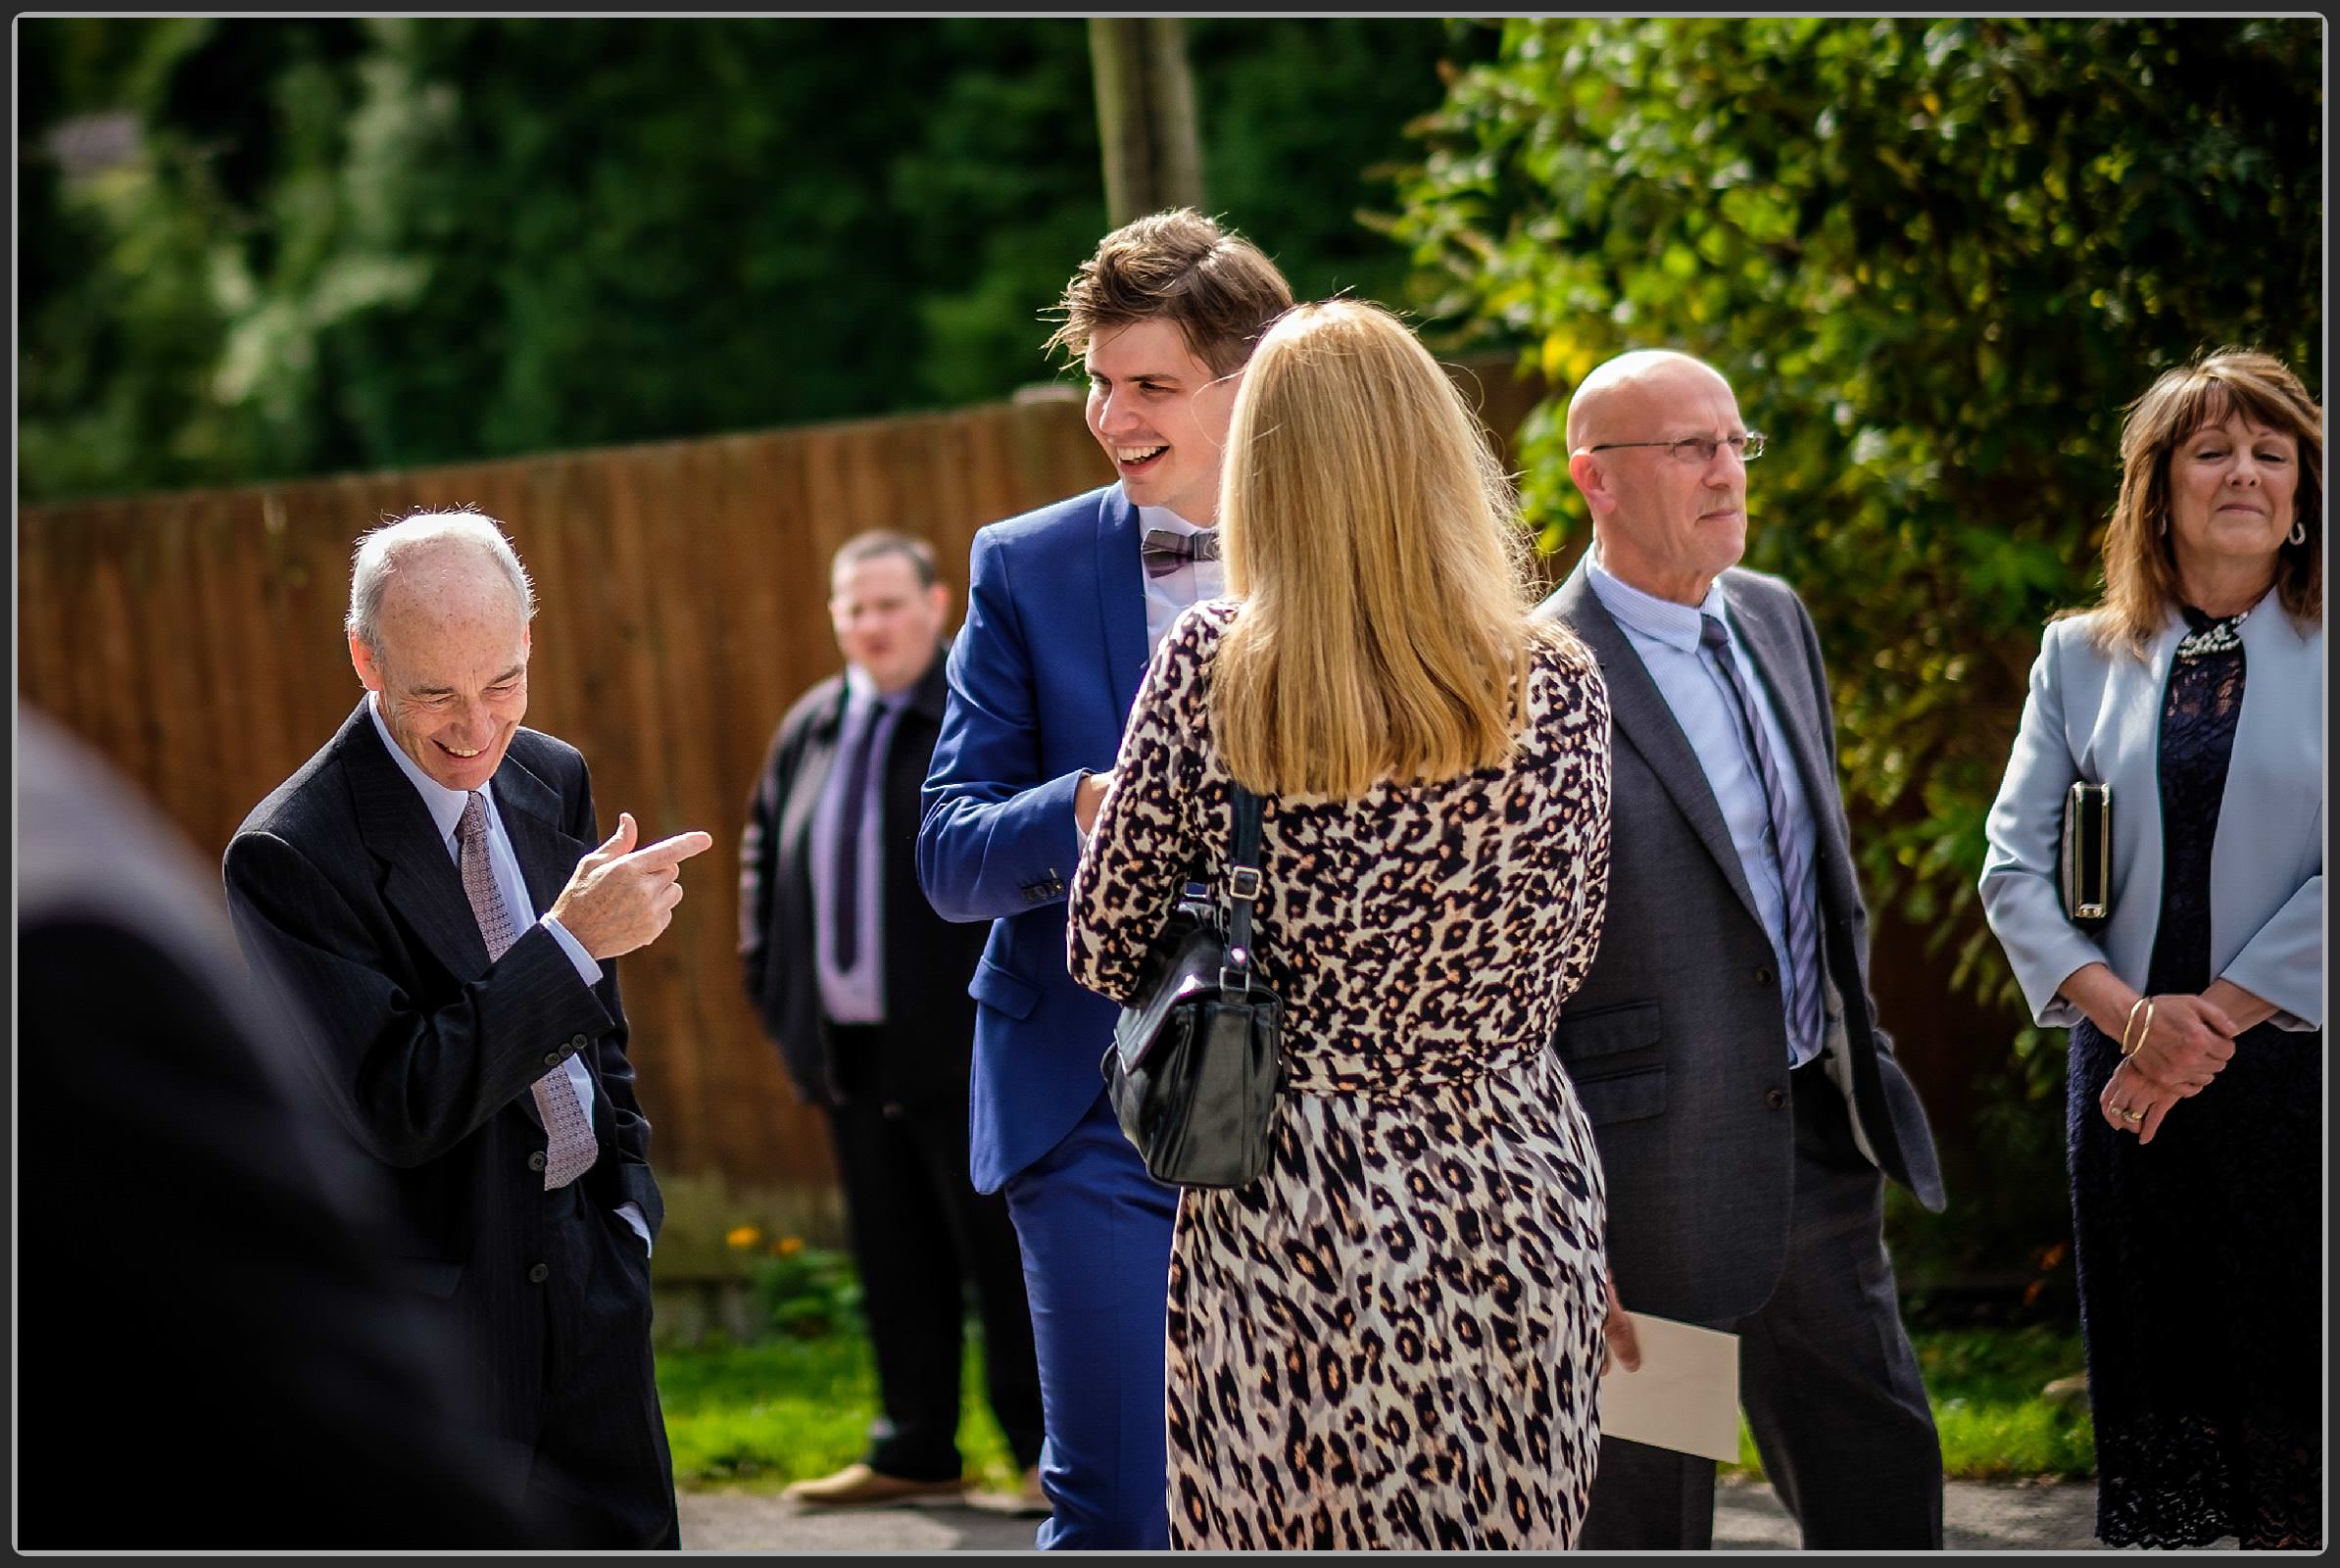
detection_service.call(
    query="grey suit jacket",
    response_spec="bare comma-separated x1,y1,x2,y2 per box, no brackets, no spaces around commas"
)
1538,563,1944,1325
1979,591,2323,1030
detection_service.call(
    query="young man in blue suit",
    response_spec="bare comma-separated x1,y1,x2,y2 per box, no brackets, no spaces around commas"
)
918,210,1293,1548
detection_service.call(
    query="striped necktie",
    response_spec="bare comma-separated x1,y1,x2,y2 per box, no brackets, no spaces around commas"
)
1699,614,1824,1063
458,792,599,1188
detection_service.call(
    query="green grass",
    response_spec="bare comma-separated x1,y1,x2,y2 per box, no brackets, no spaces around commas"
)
1722,1324,2095,1481
658,1331,1022,1491
659,1321,2093,1491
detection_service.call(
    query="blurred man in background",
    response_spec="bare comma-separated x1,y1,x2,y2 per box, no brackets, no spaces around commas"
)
740,530,1045,1512
20,709,531,1548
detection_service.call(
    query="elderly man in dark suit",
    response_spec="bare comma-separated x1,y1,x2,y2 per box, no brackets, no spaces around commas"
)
223,508,712,1548
740,530,1044,1512
1536,351,1947,1549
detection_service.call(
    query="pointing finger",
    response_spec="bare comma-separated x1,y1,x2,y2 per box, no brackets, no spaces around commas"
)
623,829,716,869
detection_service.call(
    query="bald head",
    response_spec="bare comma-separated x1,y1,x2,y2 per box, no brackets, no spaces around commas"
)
346,510,536,662
1565,350,1735,454
1564,350,1753,606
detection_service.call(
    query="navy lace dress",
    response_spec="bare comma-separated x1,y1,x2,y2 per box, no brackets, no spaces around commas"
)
2066,605,2323,1549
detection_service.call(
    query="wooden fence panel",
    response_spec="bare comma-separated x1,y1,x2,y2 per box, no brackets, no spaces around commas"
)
18,359,1993,1202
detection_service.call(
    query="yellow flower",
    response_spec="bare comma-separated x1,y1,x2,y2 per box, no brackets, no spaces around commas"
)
725,1225,762,1250
775,1236,804,1257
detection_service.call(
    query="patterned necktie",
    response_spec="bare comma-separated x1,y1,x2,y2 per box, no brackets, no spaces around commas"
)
457,792,598,1188
829,697,892,973
1141,527,1220,579
1699,615,1825,1062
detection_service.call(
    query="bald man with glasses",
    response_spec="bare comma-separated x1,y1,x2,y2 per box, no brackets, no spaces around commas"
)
1536,350,1947,1549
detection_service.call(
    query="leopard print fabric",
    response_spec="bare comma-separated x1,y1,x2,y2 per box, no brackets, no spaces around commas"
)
1069,600,1615,1549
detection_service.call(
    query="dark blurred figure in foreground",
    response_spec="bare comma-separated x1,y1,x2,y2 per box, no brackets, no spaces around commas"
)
18,709,532,1548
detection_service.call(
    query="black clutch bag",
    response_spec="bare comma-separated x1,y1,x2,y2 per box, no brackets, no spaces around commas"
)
2061,780,2111,927
1100,785,1287,1190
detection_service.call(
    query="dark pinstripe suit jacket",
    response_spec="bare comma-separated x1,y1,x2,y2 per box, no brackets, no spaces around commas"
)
223,700,665,1445
1538,564,1944,1326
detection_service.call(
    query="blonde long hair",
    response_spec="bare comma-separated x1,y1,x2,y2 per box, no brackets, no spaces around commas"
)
1213,300,1562,798
2082,348,2322,655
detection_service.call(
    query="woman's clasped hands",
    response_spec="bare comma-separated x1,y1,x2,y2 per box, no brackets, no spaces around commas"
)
2099,992,2239,1143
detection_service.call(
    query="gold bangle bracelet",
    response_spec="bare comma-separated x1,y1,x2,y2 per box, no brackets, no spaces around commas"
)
2120,997,2156,1058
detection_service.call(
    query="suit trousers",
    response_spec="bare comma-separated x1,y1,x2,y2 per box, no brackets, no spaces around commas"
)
1580,1056,1943,1550
523,1175,681,1548
1001,1090,1178,1549
825,1025,1045,1480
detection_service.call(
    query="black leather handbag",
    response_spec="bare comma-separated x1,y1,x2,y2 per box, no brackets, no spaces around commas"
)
1100,785,1287,1190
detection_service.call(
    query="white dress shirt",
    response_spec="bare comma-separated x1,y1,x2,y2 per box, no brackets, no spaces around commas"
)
366,696,652,1249
1584,555,1824,1067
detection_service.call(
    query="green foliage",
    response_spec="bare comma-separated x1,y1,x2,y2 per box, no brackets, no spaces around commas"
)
745,1240,865,1342
20,18,1464,500
1392,17,2319,1239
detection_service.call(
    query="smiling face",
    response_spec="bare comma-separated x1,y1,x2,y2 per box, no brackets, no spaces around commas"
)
350,558,532,795
2166,412,2301,587
1084,318,1241,524
1568,356,1751,606
829,550,948,696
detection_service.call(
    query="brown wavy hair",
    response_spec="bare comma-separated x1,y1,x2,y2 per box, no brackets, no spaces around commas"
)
2081,348,2322,655
1043,209,1293,377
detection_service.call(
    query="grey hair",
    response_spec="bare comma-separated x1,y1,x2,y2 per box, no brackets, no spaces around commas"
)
345,507,538,654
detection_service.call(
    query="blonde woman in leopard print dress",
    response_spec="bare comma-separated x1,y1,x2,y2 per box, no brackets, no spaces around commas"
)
1069,301,1630,1550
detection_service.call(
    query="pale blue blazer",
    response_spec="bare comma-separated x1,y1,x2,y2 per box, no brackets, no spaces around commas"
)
1980,587,2323,1031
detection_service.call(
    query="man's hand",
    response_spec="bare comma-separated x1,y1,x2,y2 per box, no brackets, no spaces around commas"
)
547,811,715,960
1601,1268,1641,1374
1074,769,1114,835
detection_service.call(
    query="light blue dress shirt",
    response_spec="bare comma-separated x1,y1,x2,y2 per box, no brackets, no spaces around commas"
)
1585,555,1824,1067
808,665,906,1026
366,696,651,1250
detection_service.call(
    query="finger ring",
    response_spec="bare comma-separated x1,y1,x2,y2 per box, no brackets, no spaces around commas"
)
2118,1107,2143,1122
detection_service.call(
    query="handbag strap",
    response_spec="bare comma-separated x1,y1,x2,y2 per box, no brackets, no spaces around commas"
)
1223,786,1263,994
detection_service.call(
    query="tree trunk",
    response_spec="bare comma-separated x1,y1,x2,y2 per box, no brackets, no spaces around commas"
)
1087,18,1203,225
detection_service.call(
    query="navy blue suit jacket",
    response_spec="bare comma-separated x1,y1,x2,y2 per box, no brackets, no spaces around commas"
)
918,484,1151,1193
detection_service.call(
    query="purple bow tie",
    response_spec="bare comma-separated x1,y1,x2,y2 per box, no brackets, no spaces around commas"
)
1141,527,1221,579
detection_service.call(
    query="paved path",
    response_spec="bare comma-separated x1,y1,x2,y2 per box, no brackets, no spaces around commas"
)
679,1475,2108,1550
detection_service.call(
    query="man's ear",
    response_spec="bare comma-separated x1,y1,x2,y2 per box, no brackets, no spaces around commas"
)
1567,450,1611,516
350,633,383,693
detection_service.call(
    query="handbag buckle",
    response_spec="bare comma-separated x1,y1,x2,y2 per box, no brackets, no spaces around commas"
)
1229,865,1261,902
1220,944,1252,996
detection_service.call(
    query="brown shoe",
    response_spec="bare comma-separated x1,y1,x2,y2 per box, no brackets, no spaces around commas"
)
966,1465,1050,1518
781,1462,966,1509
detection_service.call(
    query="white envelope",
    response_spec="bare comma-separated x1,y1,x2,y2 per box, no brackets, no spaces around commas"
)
1596,1313,1742,1463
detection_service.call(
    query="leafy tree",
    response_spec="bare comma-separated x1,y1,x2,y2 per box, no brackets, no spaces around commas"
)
1392,17,2319,1294
20,18,1466,499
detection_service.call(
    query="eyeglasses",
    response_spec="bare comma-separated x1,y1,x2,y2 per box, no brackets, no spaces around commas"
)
1588,432,1766,466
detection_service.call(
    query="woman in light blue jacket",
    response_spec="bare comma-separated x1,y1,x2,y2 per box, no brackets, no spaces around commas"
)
1980,349,2321,1549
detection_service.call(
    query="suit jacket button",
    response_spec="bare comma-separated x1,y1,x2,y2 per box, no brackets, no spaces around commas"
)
1753,965,1775,987
543,1051,564,1067
527,1151,549,1172
1765,1087,1787,1110
568,1033,590,1051
527,1262,550,1284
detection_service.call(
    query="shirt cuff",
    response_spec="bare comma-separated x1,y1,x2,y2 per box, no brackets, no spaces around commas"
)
615,1201,652,1255
542,915,603,987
